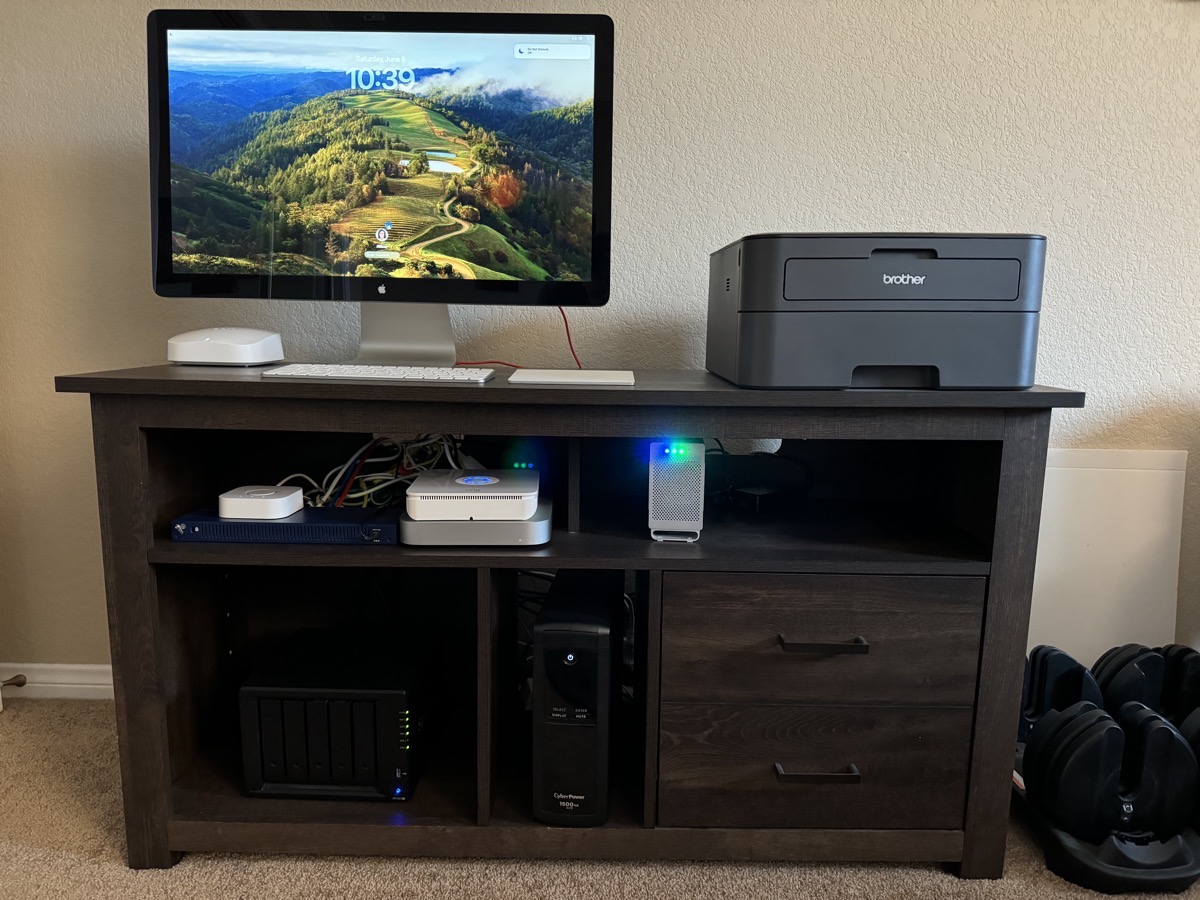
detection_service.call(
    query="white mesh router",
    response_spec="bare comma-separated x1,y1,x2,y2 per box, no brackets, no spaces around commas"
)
649,440,705,542
406,470,539,521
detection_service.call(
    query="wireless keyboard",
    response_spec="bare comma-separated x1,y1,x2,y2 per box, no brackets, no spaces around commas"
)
262,363,495,384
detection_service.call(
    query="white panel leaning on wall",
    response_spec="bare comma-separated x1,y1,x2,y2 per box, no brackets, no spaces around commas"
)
1028,449,1188,670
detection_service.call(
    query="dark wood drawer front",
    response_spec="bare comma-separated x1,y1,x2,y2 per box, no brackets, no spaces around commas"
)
662,573,984,705
658,703,972,829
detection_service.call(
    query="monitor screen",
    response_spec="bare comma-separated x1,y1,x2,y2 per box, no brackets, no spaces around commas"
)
148,11,612,306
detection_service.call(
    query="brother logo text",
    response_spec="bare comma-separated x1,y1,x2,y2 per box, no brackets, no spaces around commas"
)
882,274,926,285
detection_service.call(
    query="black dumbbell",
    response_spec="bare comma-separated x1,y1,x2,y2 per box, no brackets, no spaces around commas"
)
1024,700,1197,844
1092,644,1165,714
1160,645,1200,724
1020,646,1104,741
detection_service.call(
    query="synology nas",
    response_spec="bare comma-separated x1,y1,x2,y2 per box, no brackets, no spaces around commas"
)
239,630,422,801
532,570,623,826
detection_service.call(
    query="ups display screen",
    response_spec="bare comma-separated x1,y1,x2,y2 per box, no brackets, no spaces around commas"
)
148,11,612,305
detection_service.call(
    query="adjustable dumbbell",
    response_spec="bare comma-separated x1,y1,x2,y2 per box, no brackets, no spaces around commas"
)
1019,645,1104,741
1024,700,1198,844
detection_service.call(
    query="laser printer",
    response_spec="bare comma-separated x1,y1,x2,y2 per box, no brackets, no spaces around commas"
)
705,233,1044,389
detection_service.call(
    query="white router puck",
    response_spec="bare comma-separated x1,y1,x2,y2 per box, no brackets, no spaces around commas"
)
218,485,304,520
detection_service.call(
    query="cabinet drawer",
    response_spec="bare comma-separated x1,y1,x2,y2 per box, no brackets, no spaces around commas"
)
658,703,972,829
662,573,984,705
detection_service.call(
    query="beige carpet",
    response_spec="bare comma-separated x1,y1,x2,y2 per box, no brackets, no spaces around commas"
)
0,699,1192,900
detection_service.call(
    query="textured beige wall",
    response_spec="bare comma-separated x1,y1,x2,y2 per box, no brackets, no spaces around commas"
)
1,0,1199,664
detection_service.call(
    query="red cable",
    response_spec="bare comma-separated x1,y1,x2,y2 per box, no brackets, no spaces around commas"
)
458,306,583,370
335,437,384,507
558,306,582,369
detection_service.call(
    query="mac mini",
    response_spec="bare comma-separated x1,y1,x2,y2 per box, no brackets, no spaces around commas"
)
406,470,539,521
400,498,553,546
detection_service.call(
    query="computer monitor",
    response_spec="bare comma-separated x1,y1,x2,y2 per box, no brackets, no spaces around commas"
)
147,10,613,363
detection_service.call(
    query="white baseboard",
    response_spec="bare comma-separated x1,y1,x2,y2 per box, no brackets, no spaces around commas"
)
0,663,114,700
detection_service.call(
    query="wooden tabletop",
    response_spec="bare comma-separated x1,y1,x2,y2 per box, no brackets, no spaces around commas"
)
56,366,1086,409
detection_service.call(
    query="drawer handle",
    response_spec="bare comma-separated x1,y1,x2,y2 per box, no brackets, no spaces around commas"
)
774,762,862,784
777,633,869,654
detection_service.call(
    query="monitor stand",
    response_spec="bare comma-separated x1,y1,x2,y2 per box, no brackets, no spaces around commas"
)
353,301,456,366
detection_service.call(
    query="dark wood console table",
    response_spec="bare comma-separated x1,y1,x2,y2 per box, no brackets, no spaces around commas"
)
56,366,1083,876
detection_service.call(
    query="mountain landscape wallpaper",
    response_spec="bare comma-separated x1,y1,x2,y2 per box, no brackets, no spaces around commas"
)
165,30,596,282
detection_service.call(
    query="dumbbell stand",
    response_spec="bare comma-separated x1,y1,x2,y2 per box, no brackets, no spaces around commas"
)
1014,748,1200,893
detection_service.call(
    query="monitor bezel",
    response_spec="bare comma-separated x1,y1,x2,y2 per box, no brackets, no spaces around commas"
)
147,9,613,306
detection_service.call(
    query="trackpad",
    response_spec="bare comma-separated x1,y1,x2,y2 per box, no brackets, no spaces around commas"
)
508,369,635,386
